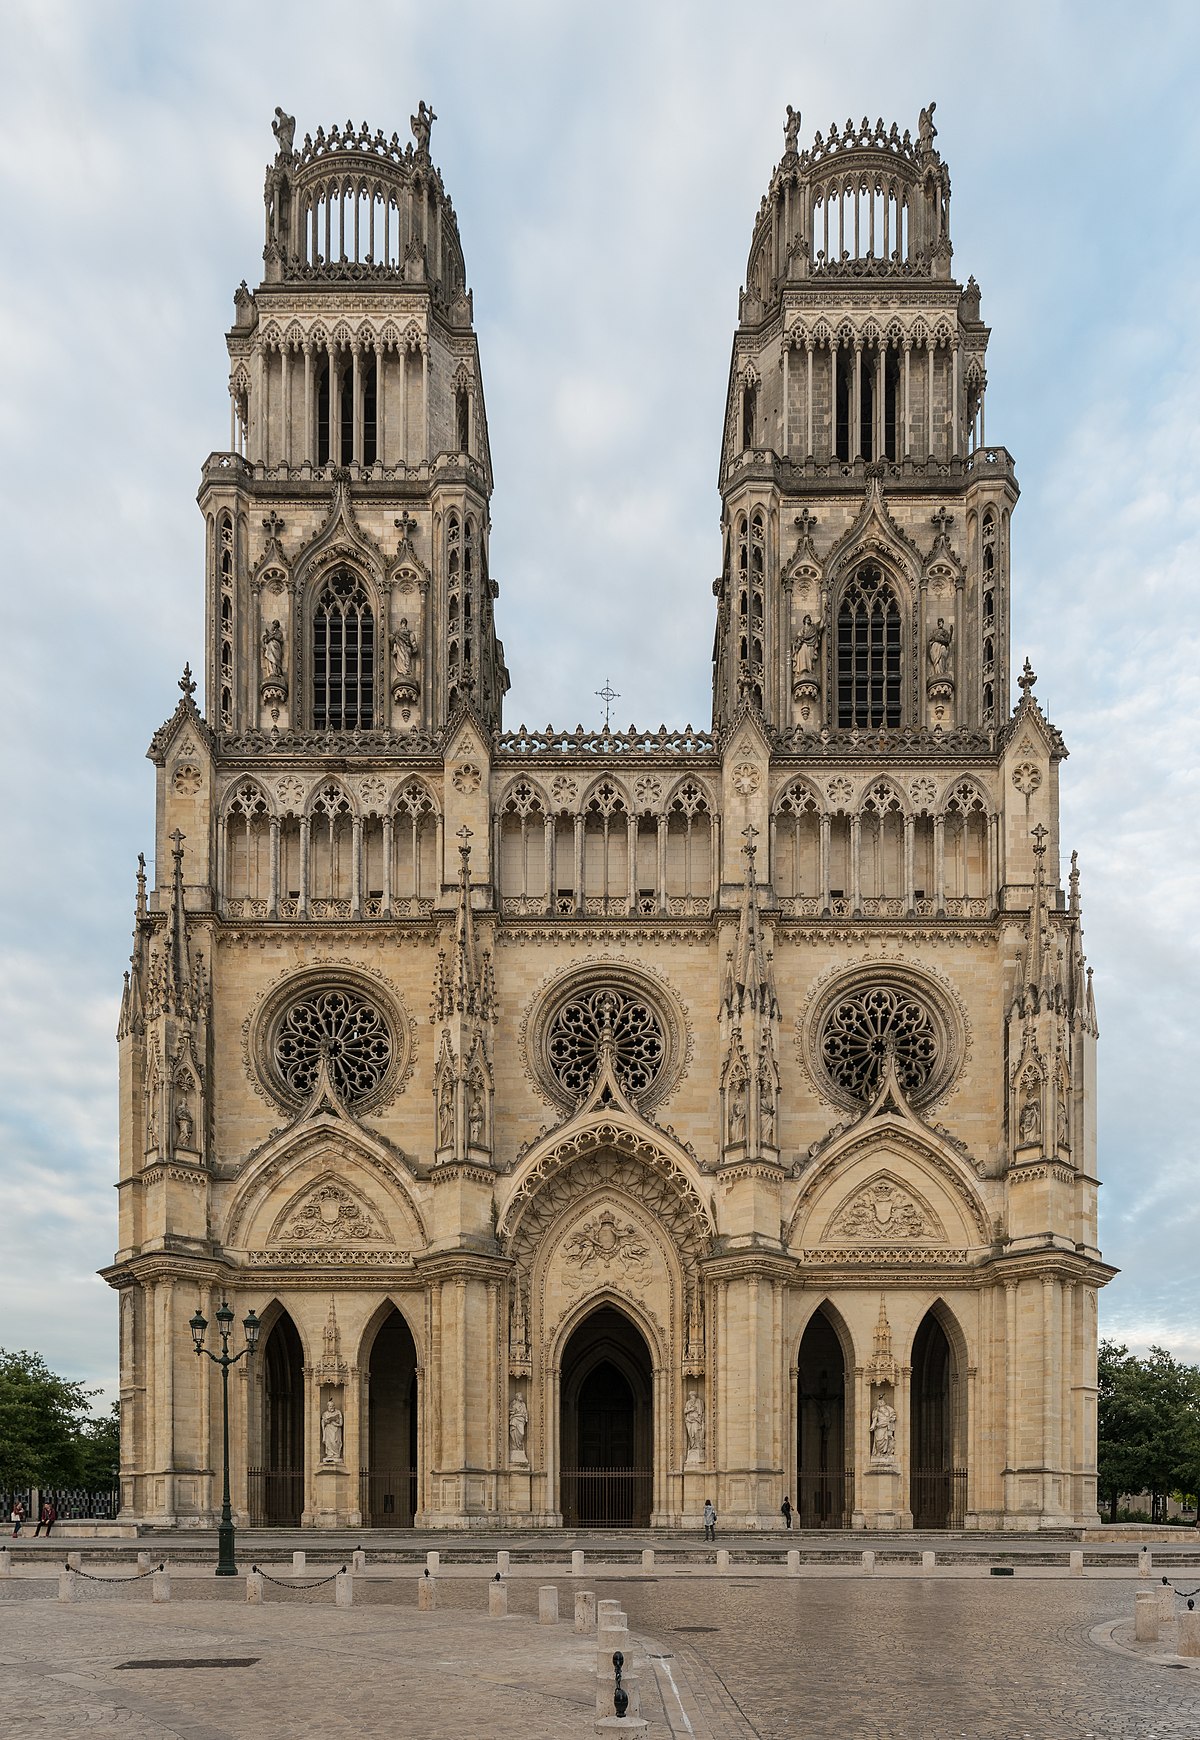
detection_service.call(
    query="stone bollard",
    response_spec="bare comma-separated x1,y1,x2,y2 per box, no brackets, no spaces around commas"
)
418,1572,437,1611
137,1551,152,1571
151,1568,170,1603
641,1548,654,1572
575,1589,596,1633
597,1633,639,1722
1178,1610,1200,1658
1069,1550,1083,1577
496,1550,510,1575
246,1570,264,1605
0,1548,11,1577
539,1584,559,1624
335,1570,353,1608
489,1577,508,1617
1158,1579,1177,1625
58,1569,79,1603
1138,1547,1152,1579
1135,1588,1159,1642
862,1550,876,1574
716,1549,730,1571
922,1550,936,1571
598,1598,621,1623
352,1549,366,1572
66,1551,82,1571
292,1550,305,1575
426,1550,440,1573
571,1549,585,1576
787,1549,800,1575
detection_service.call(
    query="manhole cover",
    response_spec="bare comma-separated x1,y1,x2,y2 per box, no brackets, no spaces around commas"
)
672,1626,719,1633
116,1659,259,1671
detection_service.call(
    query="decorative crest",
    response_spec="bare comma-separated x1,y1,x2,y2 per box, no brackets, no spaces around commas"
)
179,664,197,699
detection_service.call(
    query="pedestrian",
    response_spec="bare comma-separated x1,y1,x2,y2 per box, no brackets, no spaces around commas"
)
10,1499,25,1538
34,1500,56,1538
780,1495,793,1529
703,1497,717,1543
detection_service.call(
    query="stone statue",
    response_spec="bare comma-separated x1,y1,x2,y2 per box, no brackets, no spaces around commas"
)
792,615,821,683
760,1081,775,1147
437,1081,453,1148
918,101,937,155
1019,1095,1041,1143
411,100,437,157
927,618,953,679
870,1395,897,1459
321,1400,344,1464
174,1100,194,1147
729,1078,747,1144
272,107,296,160
1057,1094,1070,1148
684,1388,706,1463
391,619,419,690
261,619,285,682
467,1079,485,1146
784,104,802,154
508,1393,528,1460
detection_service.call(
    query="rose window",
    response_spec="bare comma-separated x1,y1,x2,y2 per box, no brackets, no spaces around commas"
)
819,986,940,1106
272,988,392,1106
545,988,665,1100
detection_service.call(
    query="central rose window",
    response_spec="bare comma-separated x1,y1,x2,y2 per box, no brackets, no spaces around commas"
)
819,986,939,1104
546,988,665,1100
272,988,392,1106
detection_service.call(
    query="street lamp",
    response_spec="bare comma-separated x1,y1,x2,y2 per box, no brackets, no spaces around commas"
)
190,1298,261,1576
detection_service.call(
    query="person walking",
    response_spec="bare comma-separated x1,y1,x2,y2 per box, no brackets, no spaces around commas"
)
34,1499,56,1537
10,1499,25,1538
703,1498,717,1543
780,1495,793,1529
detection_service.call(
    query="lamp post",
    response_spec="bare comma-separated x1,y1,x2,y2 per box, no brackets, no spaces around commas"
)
190,1297,261,1576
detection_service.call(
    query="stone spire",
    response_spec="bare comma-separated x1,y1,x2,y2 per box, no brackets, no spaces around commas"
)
719,827,780,1160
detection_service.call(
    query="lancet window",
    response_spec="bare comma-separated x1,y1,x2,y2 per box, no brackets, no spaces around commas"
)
499,782,549,912
391,781,437,914
773,787,821,904
315,350,378,467
312,572,374,730
309,782,354,914
582,782,630,915
218,513,234,729
664,784,713,913
734,511,766,711
859,786,905,901
836,564,901,729
943,785,990,908
981,510,997,724
224,783,271,916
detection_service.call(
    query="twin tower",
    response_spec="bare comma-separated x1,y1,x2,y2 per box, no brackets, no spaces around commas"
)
107,105,1109,1535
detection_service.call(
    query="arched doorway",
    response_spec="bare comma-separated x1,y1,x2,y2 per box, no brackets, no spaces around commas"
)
362,1308,419,1526
252,1312,304,1525
560,1305,653,1528
796,1307,851,1527
910,1308,965,1528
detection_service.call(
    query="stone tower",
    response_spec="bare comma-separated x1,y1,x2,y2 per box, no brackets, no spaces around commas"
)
107,105,1110,1536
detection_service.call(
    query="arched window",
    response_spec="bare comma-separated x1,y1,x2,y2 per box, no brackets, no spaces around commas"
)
981,510,997,724
316,359,331,466
362,355,378,466
313,573,374,730
836,564,901,729
217,512,235,730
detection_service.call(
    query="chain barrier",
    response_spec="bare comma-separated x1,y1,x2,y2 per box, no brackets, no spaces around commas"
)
251,1564,347,1590
1162,1576,1200,1608
65,1562,164,1583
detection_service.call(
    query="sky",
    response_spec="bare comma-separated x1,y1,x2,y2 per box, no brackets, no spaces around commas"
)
0,0,1198,1401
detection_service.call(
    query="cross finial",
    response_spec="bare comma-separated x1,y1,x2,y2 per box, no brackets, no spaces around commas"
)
742,823,759,864
1018,657,1037,695
262,511,285,539
595,678,619,731
1030,823,1048,858
794,508,818,537
394,512,418,541
930,506,953,537
179,663,196,698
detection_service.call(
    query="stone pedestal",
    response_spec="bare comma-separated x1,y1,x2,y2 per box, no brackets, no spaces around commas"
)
335,1570,353,1608
575,1590,597,1633
418,1573,437,1610
1134,1589,1158,1642
310,1466,345,1529
539,1584,559,1624
858,1462,903,1530
1178,1610,1200,1657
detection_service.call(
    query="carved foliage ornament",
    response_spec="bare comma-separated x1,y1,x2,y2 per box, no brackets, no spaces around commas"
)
279,1180,384,1244
828,1178,937,1242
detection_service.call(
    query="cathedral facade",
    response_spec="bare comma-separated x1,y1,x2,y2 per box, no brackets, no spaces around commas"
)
107,104,1111,1532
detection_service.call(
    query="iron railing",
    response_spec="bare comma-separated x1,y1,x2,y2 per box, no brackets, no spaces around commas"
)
246,1467,304,1527
39,1486,120,1521
795,1470,855,1528
560,1467,653,1529
910,1467,967,1529
358,1467,418,1527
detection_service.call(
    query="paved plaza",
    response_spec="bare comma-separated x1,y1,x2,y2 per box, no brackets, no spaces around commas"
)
4,1550,1200,1739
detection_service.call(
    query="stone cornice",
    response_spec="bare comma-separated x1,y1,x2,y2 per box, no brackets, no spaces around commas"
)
415,1250,509,1285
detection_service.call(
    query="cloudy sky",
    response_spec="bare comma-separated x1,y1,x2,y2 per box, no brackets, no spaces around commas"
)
1,0,1198,1400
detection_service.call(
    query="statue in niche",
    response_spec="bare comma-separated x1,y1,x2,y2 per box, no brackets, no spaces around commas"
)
792,616,821,691
321,1400,344,1464
391,620,419,686
760,1075,776,1147
410,100,437,158
272,107,296,160
784,104,802,154
728,1078,747,1145
467,1078,485,1146
1057,1094,1070,1148
870,1394,897,1459
174,1099,194,1148
684,1388,706,1464
927,618,953,680
437,1080,453,1148
261,619,285,682
1019,1094,1041,1143
508,1392,529,1462
918,102,938,155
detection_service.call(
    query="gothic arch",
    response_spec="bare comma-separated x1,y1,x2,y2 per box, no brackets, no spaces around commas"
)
794,1294,857,1369
775,775,826,815
223,1120,427,1254
547,1283,666,1374
907,1293,971,1372
785,1119,989,1252
305,776,358,819
391,775,440,818
355,1294,426,1372
860,777,910,818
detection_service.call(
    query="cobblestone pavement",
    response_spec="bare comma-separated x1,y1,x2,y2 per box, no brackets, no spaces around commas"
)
4,1568,1200,1738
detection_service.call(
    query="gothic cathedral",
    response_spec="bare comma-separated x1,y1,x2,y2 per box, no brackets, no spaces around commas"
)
107,104,1111,1532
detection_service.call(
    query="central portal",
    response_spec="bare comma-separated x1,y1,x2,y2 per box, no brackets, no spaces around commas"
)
559,1305,652,1528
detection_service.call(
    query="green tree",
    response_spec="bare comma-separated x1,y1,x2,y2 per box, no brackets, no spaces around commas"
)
1097,1341,1200,1524
1097,1340,1151,1522
0,1350,111,1496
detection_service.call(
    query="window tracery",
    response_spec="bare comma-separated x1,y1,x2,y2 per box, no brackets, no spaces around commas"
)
836,563,901,728
981,510,997,725
313,572,374,730
734,511,765,711
806,970,960,1112
546,988,665,1101
271,986,392,1106
218,513,234,729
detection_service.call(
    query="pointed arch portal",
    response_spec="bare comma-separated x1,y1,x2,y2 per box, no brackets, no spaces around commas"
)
251,1312,304,1525
559,1305,653,1528
362,1307,419,1526
910,1308,966,1528
796,1307,852,1527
